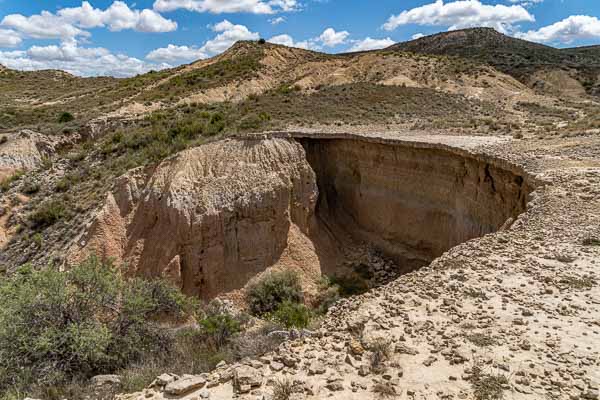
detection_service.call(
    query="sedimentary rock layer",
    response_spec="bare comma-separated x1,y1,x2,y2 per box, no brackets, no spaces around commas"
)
299,137,534,270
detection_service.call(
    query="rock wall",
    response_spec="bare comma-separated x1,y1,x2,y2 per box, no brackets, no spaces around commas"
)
73,138,319,299
74,135,534,300
299,137,534,270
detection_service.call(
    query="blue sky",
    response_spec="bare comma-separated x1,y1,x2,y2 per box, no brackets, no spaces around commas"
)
0,0,599,77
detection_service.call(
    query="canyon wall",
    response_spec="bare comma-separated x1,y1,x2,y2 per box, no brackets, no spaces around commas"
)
299,137,534,270
74,135,534,300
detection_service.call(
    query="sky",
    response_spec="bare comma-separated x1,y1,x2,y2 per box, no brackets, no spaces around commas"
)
0,0,599,77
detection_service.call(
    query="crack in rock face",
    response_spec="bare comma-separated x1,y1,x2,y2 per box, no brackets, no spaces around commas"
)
72,136,534,300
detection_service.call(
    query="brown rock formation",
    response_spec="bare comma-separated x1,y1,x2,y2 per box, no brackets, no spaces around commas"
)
73,138,321,299
300,136,534,270
74,134,533,300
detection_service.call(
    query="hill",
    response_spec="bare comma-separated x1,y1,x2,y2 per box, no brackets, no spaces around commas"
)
389,27,600,96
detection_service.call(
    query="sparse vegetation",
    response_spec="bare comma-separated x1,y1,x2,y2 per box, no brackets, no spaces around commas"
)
470,364,509,400
467,332,497,347
272,378,294,400
58,112,74,123
28,198,69,229
246,270,303,316
0,256,193,397
368,338,392,374
0,170,24,192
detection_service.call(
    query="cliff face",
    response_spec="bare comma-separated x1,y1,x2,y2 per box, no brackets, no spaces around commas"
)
300,138,534,270
74,138,319,299
74,135,534,300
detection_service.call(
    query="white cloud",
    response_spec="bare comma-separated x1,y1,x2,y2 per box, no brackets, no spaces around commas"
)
1,11,89,40
0,29,22,48
147,44,207,62
268,34,311,49
202,20,259,55
0,1,176,42
59,1,177,33
270,16,286,25
508,0,543,7
411,33,425,40
318,28,349,47
0,42,169,77
516,15,600,44
348,37,395,52
382,0,534,33
153,0,297,14
146,20,259,63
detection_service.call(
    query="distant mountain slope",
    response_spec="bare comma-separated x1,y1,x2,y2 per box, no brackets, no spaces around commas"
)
389,27,600,96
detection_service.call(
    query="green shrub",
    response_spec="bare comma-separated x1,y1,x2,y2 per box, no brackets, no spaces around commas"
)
199,303,241,350
314,276,341,314
246,270,303,316
28,199,69,228
329,270,371,297
0,170,24,192
58,112,74,123
270,300,311,329
0,256,192,395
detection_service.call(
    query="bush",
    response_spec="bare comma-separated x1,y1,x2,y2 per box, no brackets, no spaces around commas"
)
28,199,69,228
314,276,341,314
0,170,24,192
270,300,311,329
58,112,74,123
0,256,193,396
329,270,371,297
199,302,241,350
246,270,303,316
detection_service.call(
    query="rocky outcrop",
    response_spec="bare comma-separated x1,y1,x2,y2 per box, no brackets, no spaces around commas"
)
0,130,56,180
72,138,321,299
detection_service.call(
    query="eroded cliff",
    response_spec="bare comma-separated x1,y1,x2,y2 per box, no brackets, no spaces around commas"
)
72,138,322,299
73,135,534,300
299,136,534,270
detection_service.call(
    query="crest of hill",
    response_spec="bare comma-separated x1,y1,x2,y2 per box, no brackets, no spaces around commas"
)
388,27,600,95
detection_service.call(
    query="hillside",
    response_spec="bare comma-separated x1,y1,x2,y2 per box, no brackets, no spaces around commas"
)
389,27,600,96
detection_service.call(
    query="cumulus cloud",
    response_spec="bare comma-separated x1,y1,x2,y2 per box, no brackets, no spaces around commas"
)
1,12,89,40
348,37,395,52
382,0,534,33
1,1,176,42
318,28,349,47
153,0,298,14
0,42,169,77
268,34,311,49
147,44,207,62
146,20,259,63
0,29,22,48
202,20,260,54
516,15,600,44
268,27,351,51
